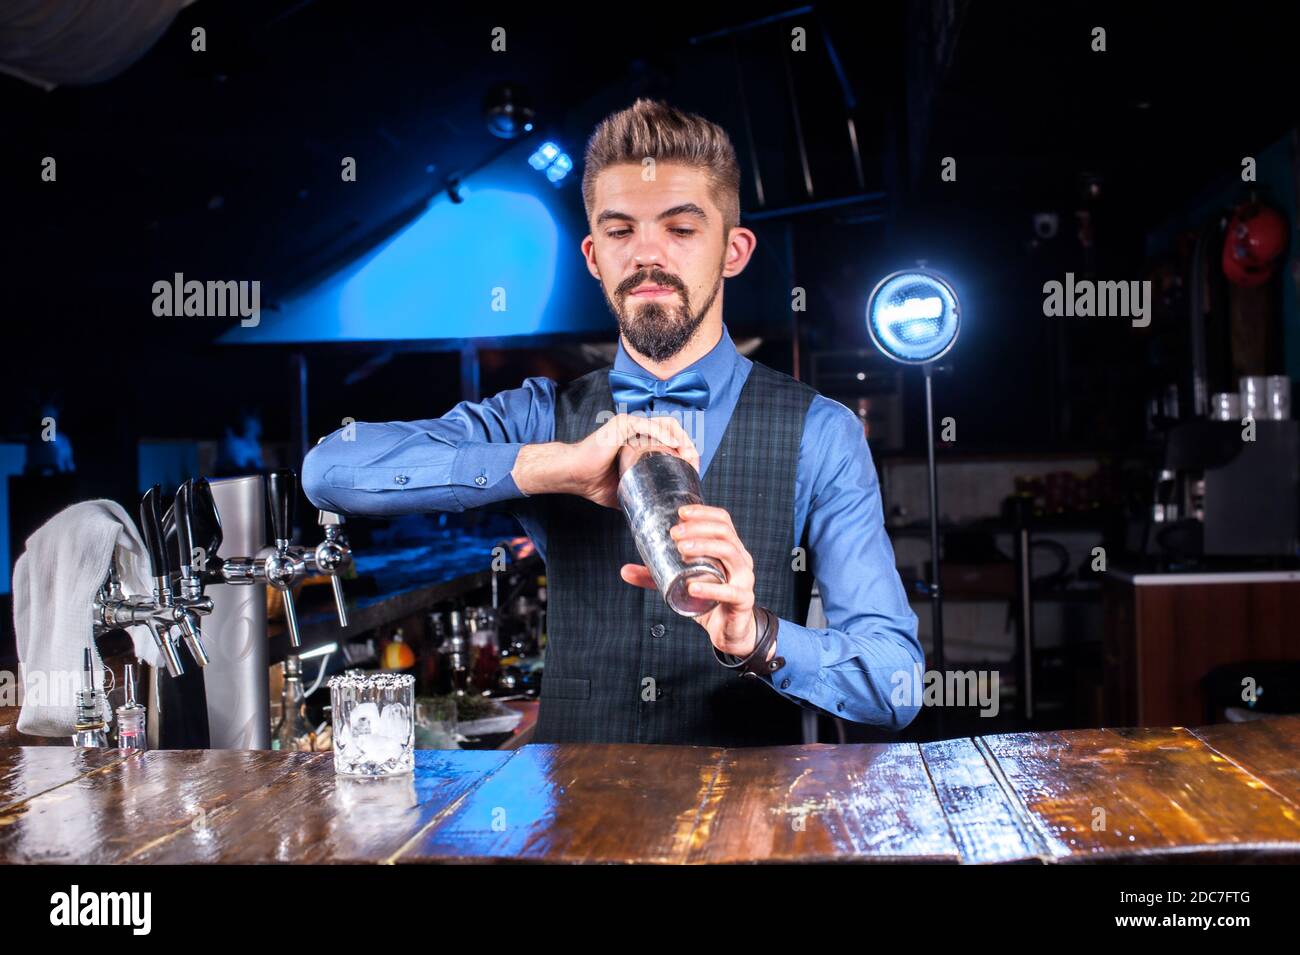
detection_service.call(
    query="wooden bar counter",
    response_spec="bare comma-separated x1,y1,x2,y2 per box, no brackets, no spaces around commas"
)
1,716,1298,865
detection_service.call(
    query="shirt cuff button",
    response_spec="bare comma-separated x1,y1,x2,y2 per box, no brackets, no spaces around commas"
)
474,474,487,487
394,473,409,485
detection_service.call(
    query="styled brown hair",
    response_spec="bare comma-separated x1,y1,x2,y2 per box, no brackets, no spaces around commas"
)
581,98,742,232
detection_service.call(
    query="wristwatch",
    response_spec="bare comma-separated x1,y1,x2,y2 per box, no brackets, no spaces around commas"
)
712,607,785,678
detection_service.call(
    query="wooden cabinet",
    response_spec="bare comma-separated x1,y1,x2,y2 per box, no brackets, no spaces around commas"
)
1103,571,1300,726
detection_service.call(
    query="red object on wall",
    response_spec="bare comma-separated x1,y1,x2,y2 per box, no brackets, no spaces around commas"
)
1222,201,1289,288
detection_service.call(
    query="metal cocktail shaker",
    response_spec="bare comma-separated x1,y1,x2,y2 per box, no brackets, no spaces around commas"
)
617,447,725,617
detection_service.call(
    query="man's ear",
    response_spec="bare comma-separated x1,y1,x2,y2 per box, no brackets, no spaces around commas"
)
580,234,601,280
721,226,757,278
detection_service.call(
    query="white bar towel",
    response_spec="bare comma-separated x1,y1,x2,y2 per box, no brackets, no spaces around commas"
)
12,499,161,737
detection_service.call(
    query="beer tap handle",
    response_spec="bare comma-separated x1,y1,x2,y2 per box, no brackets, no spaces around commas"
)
267,469,296,548
139,486,171,588
174,480,196,582
176,610,210,668
328,575,348,629
164,477,222,584
148,619,185,679
265,470,302,648
311,439,350,626
190,477,223,561
318,508,349,628
281,586,302,649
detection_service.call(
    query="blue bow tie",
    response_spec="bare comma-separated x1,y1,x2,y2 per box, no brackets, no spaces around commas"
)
609,369,711,412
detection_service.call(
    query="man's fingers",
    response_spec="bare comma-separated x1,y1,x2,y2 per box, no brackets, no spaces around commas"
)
652,417,700,471
669,441,701,473
656,414,696,448
676,535,750,573
675,434,701,472
601,413,648,445
685,577,751,609
619,563,657,590
677,503,734,528
671,519,739,543
617,414,696,448
641,415,693,451
610,415,701,472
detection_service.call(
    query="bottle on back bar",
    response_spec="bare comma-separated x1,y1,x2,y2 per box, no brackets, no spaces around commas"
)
272,654,316,751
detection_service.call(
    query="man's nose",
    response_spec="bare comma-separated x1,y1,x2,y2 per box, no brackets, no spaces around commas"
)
631,235,666,268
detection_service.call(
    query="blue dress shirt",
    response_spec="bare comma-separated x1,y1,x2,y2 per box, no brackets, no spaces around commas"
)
303,324,923,731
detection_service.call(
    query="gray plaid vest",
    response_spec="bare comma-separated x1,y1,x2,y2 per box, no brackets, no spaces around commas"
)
532,360,817,746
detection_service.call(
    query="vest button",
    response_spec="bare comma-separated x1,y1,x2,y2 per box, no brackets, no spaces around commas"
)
650,623,665,638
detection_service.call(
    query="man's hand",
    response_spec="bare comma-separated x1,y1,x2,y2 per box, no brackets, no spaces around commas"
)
512,413,699,509
619,504,773,661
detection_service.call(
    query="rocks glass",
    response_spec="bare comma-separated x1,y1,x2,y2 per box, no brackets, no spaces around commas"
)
327,671,415,776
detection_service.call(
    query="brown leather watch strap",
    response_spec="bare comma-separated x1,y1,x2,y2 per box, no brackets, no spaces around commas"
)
712,607,785,678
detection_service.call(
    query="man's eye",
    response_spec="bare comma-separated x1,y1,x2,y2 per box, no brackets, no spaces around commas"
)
607,229,632,238
670,228,695,236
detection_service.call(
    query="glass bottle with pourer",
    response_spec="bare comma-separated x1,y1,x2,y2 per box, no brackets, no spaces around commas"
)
71,647,110,748
116,663,147,750
272,653,316,751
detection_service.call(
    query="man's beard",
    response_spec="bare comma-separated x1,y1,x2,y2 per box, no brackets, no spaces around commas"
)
605,265,722,363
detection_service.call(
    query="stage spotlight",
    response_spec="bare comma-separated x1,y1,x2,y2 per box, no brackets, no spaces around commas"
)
482,84,537,140
528,141,560,171
528,142,573,185
545,152,573,182
866,268,962,681
866,269,960,364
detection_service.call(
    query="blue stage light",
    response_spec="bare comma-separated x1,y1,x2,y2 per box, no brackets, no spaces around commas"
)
546,153,572,182
528,143,572,185
865,269,960,364
528,141,560,170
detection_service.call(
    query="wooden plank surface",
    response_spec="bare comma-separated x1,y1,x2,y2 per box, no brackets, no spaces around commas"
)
0,717,1298,865
0,749,326,864
920,737,1046,864
980,723,1300,863
0,747,129,813
1190,717,1300,808
133,749,513,863
684,743,959,863
398,743,726,863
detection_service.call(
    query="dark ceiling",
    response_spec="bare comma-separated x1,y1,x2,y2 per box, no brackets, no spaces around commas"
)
3,1,899,320
9,2,1293,322
917,2,1298,223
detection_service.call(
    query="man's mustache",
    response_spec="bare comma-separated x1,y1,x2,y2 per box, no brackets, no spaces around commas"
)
616,269,686,299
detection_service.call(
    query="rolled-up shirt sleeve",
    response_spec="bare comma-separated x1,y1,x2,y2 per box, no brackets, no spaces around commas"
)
763,396,924,731
301,376,556,516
